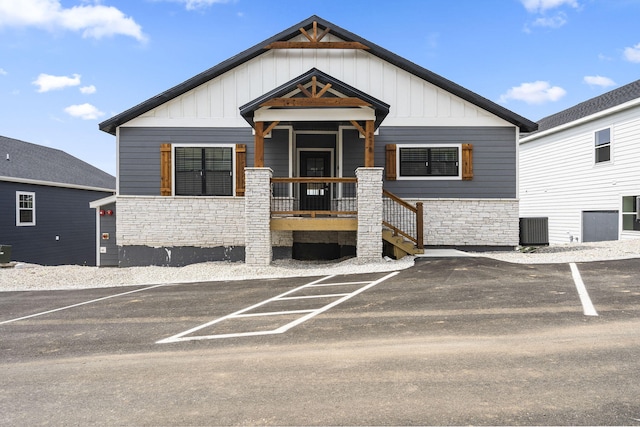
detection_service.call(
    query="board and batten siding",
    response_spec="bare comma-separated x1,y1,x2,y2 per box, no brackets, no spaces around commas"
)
378,126,517,199
120,34,512,131
520,105,640,244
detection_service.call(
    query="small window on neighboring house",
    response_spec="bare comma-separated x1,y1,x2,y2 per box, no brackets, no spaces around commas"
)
16,191,35,226
174,146,233,196
595,128,611,163
622,195,640,231
397,145,461,179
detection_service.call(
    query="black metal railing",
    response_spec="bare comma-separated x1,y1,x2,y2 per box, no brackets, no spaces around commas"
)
382,189,424,249
271,178,357,217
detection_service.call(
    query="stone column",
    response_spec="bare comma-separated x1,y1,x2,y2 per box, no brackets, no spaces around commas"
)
245,167,272,266
356,167,384,260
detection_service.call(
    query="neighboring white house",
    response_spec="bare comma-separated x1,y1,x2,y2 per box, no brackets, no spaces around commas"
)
520,79,640,244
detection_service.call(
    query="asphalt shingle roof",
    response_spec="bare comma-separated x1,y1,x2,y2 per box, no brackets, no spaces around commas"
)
0,135,116,190
532,79,640,134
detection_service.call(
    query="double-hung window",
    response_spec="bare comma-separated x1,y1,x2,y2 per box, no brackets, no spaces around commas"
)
16,191,35,226
398,145,461,179
595,128,611,163
174,146,233,196
622,195,640,232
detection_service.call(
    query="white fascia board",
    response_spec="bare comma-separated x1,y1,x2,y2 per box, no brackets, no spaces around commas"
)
254,107,375,122
521,97,640,144
0,176,115,193
120,117,249,128
89,195,117,208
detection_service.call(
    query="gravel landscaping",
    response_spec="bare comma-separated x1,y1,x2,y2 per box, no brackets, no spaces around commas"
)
1,239,639,292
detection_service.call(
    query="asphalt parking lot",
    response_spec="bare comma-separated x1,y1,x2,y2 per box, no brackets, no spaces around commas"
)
2,257,640,425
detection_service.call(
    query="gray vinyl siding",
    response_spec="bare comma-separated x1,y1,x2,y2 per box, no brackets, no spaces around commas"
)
119,127,254,196
265,128,290,177
377,126,517,198
119,126,516,198
0,181,111,265
342,129,364,177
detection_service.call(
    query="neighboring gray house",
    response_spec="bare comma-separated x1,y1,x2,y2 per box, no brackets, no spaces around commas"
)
520,79,640,244
0,135,115,266
99,15,537,267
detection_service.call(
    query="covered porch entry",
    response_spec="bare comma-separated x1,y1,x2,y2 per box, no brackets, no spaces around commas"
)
239,68,421,265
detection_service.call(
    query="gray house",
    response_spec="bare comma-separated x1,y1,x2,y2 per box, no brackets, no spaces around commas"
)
0,135,115,266
99,15,537,267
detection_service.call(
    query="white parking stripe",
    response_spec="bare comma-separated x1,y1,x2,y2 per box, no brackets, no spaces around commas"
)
0,284,169,326
271,271,400,334
569,263,598,316
156,275,336,343
157,271,399,343
278,293,350,300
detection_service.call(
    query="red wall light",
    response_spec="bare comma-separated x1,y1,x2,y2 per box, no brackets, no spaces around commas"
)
99,209,105,216
106,210,114,216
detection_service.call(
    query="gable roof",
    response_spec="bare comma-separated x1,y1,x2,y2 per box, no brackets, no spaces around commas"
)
529,79,640,135
99,15,537,135
239,68,391,129
0,135,116,191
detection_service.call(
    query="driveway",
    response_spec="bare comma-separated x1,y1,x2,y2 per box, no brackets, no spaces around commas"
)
1,257,640,425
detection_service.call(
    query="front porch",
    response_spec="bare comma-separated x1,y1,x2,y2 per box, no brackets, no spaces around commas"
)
244,168,424,266
238,66,421,265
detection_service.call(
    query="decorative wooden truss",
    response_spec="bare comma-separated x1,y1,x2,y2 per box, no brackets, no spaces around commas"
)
259,76,372,108
265,21,369,50
253,74,376,168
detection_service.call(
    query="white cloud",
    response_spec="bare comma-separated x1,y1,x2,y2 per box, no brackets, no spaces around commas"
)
64,103,105,120
532,13,567,28
0,68,7,75
33,73,81,92
157,0,231,11
623,43,640,63
0,0,147,42
583,75,616,88
521,0,579,32
80,85,96,94
520,0,579,13
499,81,567,105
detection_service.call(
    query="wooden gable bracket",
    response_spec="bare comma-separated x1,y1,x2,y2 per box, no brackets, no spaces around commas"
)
265,21,369,50
260,76,372,108
253,120,280,168
350,120,375,167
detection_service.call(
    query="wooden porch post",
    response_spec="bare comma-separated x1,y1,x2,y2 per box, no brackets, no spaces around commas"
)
365,120,374,167
416,202,424,250
254,121,264,167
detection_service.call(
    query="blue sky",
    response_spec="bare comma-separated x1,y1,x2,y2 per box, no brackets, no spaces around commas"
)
1,0,639,176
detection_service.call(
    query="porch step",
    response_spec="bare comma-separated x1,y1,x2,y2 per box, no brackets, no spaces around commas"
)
382,229,424,259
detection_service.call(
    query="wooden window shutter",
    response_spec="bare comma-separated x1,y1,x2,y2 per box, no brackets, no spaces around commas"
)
462,143,473,181
160,143,172,195
385,144,397,180
235,144,246,196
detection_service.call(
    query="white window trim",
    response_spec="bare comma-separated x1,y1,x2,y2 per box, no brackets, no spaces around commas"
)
395,144,462,181
594,127,612,165
171,143,236,197
621,195,640,233
16,191,36,226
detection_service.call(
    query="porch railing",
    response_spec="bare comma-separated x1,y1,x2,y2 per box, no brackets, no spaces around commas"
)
271,177,357,217
383,189,424,249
